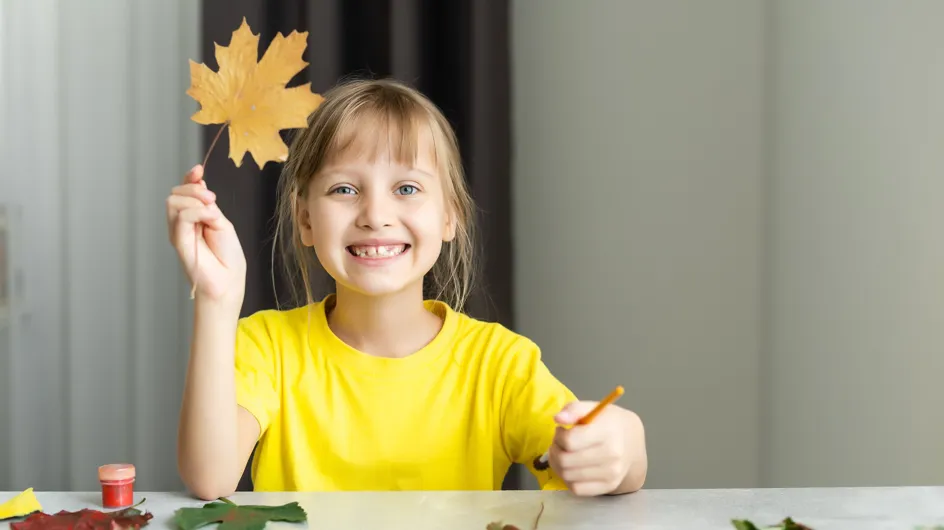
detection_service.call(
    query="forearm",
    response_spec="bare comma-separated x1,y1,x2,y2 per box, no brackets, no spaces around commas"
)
611,408,648,495
177,296,243,498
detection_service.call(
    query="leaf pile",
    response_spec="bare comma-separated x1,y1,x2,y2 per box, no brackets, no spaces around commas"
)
173,498,307,530
10,505,152,530
732,517,813,530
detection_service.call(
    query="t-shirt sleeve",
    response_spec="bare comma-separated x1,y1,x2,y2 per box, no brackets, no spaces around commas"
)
499,339,578,490
234,313,281,438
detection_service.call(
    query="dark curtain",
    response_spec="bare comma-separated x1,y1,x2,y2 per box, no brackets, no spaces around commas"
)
199,0,518,490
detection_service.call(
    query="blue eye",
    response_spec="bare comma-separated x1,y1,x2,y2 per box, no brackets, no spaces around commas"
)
395,185,418,195
332,185,356,195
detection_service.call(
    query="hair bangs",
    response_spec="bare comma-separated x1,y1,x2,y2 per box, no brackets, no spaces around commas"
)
324,96,438,171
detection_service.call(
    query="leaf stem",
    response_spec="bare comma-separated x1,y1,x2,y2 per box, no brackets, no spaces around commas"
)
107,497,147,514
203,122,228,169
531,502,544,530
189,122,229,300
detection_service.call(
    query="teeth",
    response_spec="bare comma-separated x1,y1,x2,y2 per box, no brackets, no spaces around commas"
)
350,245,406,258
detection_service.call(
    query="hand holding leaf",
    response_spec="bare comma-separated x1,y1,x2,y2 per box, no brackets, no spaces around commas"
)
166,164,245,304
180,17,323,298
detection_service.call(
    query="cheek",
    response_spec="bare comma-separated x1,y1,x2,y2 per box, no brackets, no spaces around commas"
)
306,202,344,246
408,200,449,238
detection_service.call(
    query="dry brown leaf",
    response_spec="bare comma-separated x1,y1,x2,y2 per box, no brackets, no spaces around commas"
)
186,17,324,168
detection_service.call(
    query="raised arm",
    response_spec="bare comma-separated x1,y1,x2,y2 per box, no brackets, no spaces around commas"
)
166,164,260,499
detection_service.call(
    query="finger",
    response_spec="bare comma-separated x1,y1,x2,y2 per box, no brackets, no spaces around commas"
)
551,445,611,470
183,164,204,185
173,206,229,246
175,205,221,227
171,183,216,204
166,195,209,221
554,424,604,453
557,463,615,485
200,203,232,231
569,480,616,497
554,400,601,426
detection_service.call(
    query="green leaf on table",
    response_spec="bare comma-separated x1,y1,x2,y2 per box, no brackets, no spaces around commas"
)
732,517,813,530
173,499,307,530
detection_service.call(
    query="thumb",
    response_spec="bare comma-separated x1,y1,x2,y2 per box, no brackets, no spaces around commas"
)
184,164,204,184
554,401,600,425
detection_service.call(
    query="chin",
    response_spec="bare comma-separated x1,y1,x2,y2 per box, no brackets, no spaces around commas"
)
339,279,417,298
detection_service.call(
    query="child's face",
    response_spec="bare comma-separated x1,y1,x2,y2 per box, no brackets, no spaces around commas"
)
297,132,457,299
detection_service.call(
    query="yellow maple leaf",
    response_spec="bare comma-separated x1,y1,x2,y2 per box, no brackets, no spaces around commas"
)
0,488,42,520
186,17,324,168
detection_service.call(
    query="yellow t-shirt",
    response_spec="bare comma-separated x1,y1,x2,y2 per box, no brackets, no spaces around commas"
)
233,295,577,492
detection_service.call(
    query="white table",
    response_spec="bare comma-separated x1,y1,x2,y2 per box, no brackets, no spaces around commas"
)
5,487,944,529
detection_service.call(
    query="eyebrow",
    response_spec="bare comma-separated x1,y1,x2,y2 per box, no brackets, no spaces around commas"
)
317,164,437,181
407,167,437,180
316,167,356,179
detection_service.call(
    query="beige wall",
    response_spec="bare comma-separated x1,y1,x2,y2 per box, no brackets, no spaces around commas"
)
764,0,944,487
512,0,944,489
511,0,767,488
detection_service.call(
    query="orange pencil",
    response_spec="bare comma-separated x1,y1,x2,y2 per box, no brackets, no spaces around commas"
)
533,385,624,471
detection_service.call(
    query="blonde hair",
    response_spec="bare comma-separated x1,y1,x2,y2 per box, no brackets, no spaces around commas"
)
273,78,477,311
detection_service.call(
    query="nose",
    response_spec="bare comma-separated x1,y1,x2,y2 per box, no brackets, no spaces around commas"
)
355,189,394,230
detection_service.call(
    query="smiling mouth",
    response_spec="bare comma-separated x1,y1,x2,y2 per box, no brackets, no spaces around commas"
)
346,244,410,258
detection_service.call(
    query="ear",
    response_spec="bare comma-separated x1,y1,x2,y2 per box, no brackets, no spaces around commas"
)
443,208,458,242
296,194,315,247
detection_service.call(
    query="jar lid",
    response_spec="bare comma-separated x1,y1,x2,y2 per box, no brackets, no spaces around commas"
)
98,463,135,481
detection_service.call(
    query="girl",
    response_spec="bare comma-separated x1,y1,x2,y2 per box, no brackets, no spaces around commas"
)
166,78,647,499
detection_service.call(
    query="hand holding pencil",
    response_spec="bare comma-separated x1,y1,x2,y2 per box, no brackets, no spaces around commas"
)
534,385,636,496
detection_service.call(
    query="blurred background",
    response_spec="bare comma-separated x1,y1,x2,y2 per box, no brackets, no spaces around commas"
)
2,0,944,493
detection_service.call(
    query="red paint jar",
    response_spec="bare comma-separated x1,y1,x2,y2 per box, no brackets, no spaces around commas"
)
98,463,135,509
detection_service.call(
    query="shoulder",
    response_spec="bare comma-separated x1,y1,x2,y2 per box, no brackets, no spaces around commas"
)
238,304,312,334
443,305,544,380
235,302,322,355
443,307,575,425
238,294,333,332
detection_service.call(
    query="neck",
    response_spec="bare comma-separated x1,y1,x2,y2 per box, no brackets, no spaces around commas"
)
327,282,442,358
